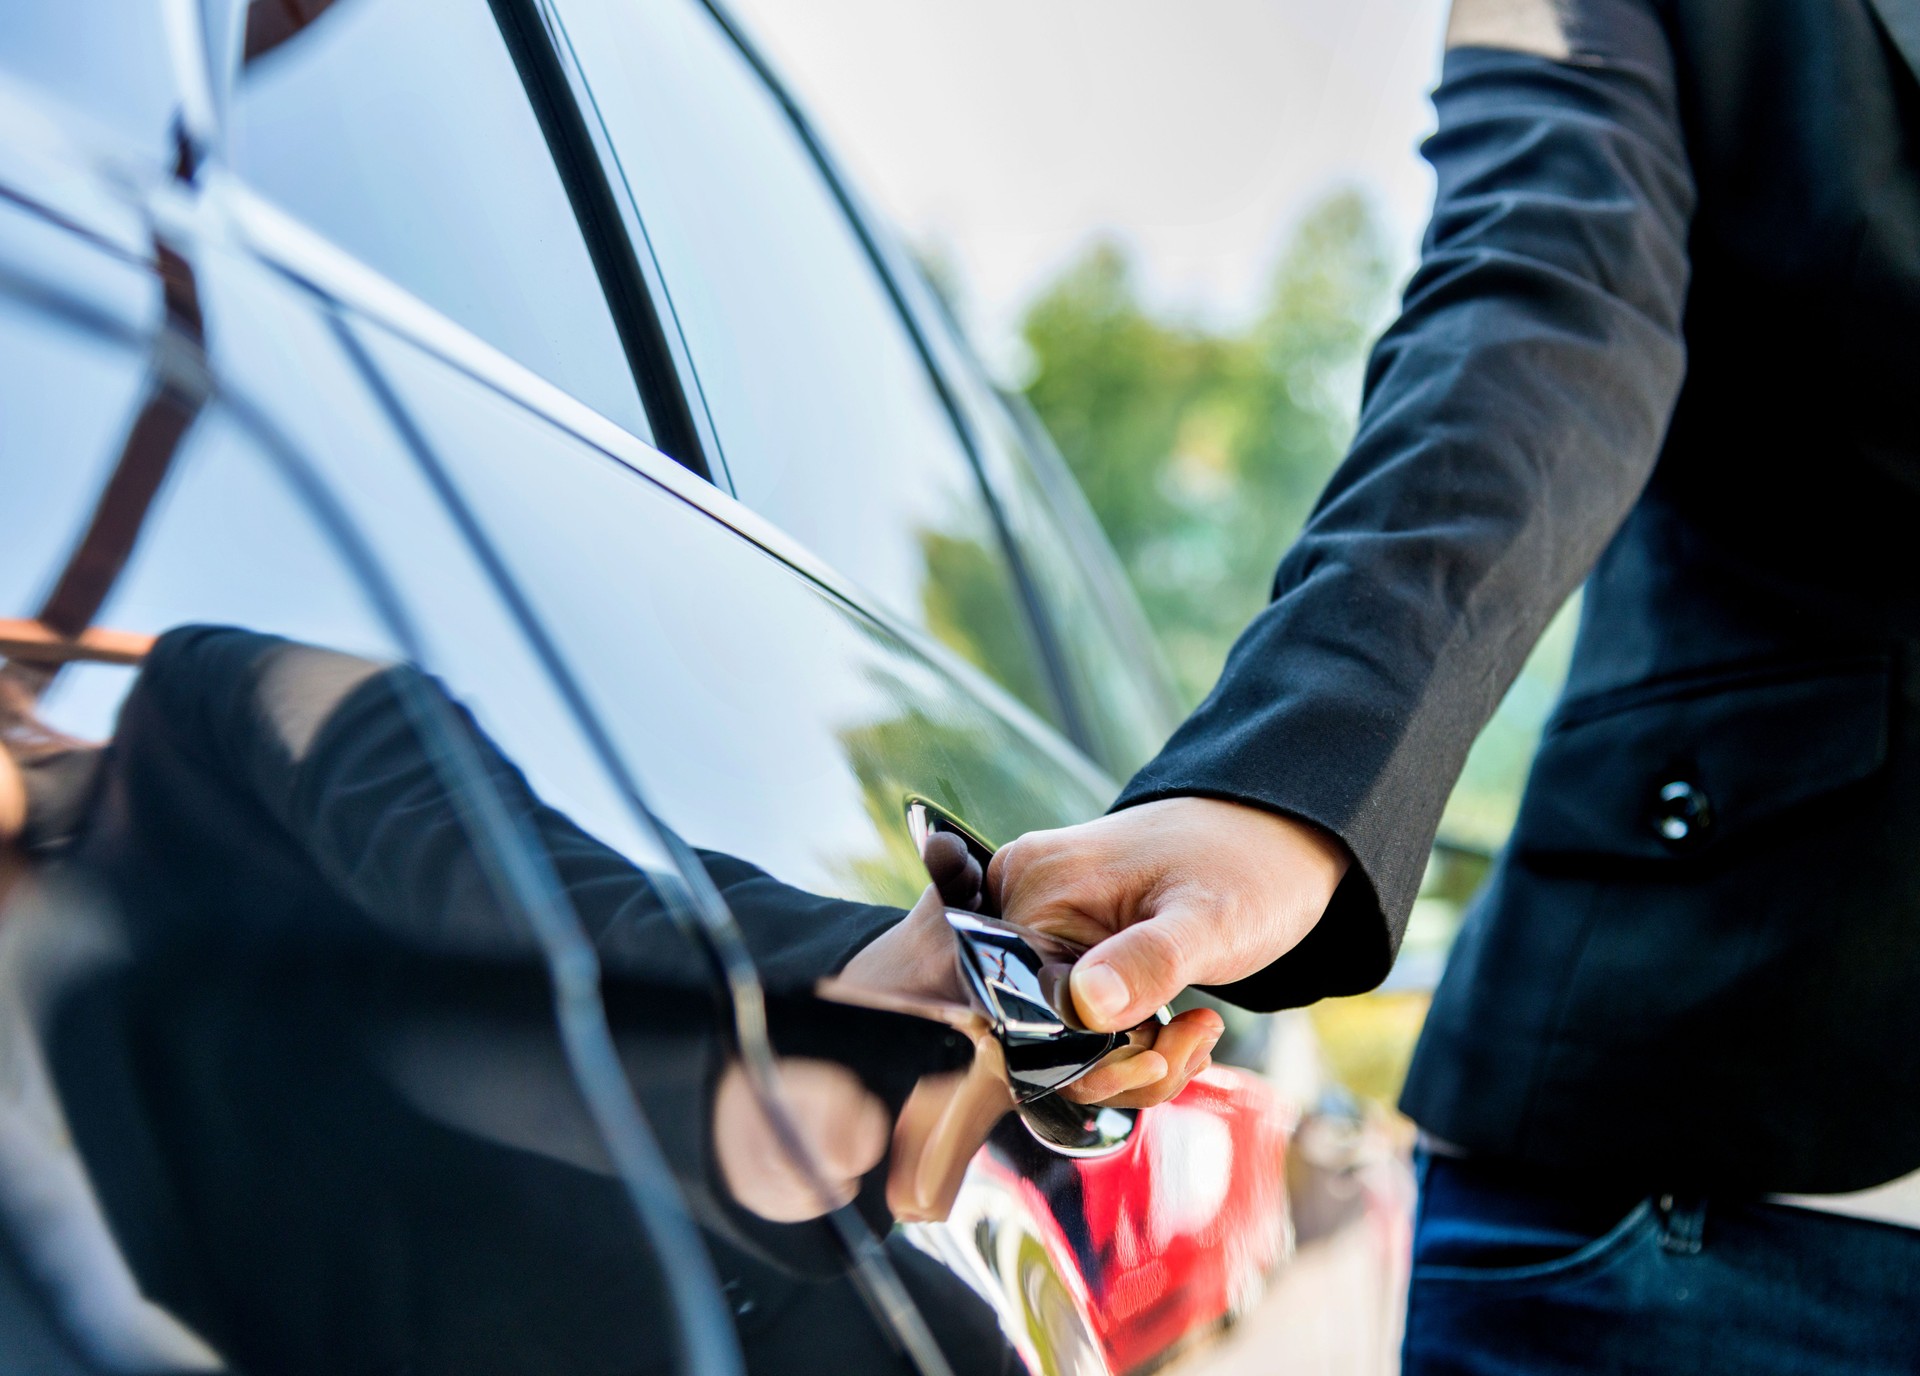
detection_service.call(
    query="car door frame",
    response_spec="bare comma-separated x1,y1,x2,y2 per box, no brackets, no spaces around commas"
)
177,0,1098,787
527,0,1103,757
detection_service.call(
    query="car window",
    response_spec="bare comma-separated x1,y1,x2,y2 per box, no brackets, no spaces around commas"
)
227,0,649,439
890,263,1181,778
549,0,1062,729
992,410,1179,777
979,384,1182,777
0,3,180,169
348,317,1110,907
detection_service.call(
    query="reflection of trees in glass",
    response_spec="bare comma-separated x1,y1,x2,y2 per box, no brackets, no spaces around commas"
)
1018,189,1573,854
917,527,1056,727
828,647,1106,908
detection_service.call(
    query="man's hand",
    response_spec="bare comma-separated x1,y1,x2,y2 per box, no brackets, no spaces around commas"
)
987,797,1350,1032
841,880,1221,1108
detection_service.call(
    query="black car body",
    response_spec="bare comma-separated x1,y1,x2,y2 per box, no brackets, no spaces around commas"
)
0,2,1410,1372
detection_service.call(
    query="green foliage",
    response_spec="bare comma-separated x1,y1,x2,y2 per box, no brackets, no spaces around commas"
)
1020,191,1393,706
917,527,1055,726
1019,189,1576,857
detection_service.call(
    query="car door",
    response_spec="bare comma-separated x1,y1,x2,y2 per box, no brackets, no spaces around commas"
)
6,0,1312,1368
0,212,930,1376
1,104,1024,1376
221,5,1306,1372
200,0,1190,1366
442,2,1298,1369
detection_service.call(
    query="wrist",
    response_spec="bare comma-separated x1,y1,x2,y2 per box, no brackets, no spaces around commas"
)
838,885,962,1003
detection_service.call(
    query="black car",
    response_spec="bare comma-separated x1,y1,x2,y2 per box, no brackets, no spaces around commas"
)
0,2,1409,1372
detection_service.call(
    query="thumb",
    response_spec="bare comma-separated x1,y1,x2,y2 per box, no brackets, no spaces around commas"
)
1068,909,1202,1032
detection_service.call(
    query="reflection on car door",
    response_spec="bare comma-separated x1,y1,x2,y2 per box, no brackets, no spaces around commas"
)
343,314,1113,915
4,0,1318,1365
0,218,1008,1376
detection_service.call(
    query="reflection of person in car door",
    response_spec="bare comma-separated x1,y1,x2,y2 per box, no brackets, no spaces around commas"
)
9,624,1021,1375
992,0,1920,1369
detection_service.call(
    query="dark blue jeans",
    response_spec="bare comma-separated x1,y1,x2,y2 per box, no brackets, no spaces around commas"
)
1403,1152,1920,1375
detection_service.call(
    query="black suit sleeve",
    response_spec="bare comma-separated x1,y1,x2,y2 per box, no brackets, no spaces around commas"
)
118,624,900,987
1114,0,1696,1007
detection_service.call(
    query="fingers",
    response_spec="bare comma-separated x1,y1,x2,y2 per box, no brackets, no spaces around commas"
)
1069,905,1209,1031
990,801,1354,1031
922,830,984,911
1060,1007,1223,1108
713,1058,891,1222
1057,1045,1169,1105
1091,1063,1212,1112
986,828,1122,952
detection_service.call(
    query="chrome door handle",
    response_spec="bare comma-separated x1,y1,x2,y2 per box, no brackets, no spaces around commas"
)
946,909,1122,1103
907,796,1168,1158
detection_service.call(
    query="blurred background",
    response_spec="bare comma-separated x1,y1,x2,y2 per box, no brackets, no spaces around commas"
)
726,0,1581,1112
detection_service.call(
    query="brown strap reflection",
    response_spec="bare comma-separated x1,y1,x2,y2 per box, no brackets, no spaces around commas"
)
1,241,206,704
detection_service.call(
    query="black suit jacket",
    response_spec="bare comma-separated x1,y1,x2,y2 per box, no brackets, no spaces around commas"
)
1117,0,1920,1192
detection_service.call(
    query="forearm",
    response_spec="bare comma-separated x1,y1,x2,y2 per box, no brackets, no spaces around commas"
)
1120,5,1695,1003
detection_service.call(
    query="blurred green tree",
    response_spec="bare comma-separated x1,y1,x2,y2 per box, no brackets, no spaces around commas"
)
1021,191,1392,706
1019,188,1575,855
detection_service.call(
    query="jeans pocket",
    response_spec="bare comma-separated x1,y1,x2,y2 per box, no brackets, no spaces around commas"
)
1412,1197,1661,1290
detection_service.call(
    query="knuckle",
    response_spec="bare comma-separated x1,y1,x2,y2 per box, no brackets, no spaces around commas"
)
989,832,1042,890
1124,918,1190,988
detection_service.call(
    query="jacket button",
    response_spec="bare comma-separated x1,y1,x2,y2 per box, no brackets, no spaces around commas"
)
1652,779,1712,848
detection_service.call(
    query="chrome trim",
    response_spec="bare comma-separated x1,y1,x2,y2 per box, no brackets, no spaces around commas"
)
903,796,997,876
533,0,733,492
211,176,1114,802
1013,1098,1140,1160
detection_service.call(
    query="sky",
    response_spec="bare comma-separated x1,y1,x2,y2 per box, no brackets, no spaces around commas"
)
725,0,1454,369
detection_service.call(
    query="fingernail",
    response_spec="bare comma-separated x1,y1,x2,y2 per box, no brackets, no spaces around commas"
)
1073,963,1129,1027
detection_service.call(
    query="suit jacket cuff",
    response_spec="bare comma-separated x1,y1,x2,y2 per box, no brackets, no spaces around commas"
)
1111,747,1404,1011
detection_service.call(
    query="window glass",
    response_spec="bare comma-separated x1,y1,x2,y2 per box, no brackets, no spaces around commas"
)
552,0,1059,727
229,0,649,438
984,389,1182,777
900,270,1180,778
0,3,180,168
